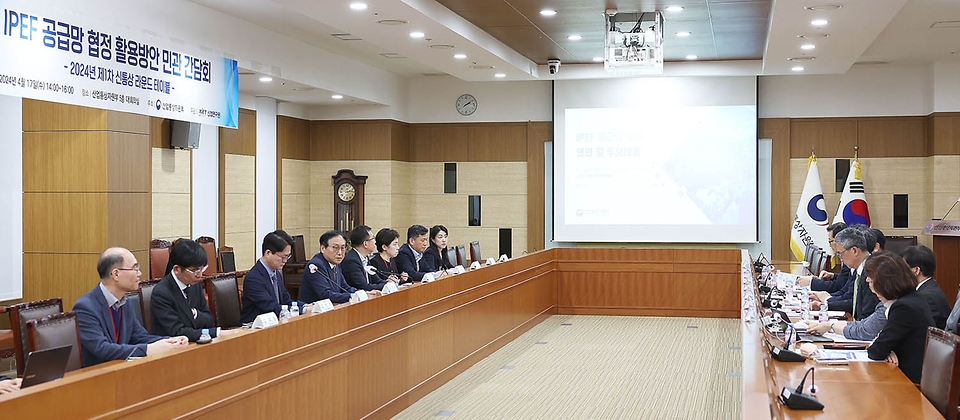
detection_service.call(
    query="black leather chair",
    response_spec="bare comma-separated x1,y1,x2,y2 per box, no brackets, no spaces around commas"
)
445,246,459,268
920,327,960,420
469,241,481,264
26,311,82,373
125,291,144,329
204,273,242,329
139,279,162,334
455,244,466,267
7,298,63,376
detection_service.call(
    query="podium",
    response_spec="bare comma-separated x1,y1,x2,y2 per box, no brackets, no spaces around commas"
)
922,219,960,307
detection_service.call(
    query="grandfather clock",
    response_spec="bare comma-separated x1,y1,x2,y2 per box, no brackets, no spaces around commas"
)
332,169,367,232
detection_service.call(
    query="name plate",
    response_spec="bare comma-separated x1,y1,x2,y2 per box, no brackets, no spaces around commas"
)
312,299,335,313
252,312,279,329
382,282,399,295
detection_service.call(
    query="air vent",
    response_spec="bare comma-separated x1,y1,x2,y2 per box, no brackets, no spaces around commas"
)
292,87,316,92
853,60,890,66
380,52,406,59
470,65,495,69
804,5,842,11
429,44,456,50
332,33,362,41
420,73,448,77
787,56,816,62
376,19,409,25
931,21,960,29
797,34,830,39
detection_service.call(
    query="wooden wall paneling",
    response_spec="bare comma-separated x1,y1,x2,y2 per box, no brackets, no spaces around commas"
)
466,123,527,162
760,118,792,261
220,109,257,156
106,192,152,251
106,110,151,135
390,121,411,162
150,117,171,148
310,122,351,160
106,132,152,192
277,116,311,160
22,98,106,131
22,132,108,193
23,193,108,253
789,119,858,158
934,236,959,308
349,122,392,160
21,253,100,309
857,117,928,158
409,124,469,162
527,122,550,252
932,113,960,156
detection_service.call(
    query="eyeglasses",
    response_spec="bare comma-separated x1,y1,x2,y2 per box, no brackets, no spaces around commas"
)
327,245,347,253
185,265,208,277
365,237,375,243
117,264,141,273
275,252,292,261
838,247,853,256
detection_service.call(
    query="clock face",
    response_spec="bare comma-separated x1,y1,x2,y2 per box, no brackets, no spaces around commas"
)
456,94,477,116
337,183,356,202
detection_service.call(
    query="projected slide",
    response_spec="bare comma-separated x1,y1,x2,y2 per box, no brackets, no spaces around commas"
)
564,106,755,227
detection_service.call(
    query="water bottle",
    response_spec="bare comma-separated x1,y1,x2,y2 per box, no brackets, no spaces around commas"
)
198,328,212,344
800,292,810,321
289,302,300,318
279,304,290,320
819,300,829,323
785,275,795,298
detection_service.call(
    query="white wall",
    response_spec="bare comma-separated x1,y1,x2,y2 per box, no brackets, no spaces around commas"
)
759,65,933,118
0,94,23,300
255,97,278,254
192,124,220,242
406,76,552,123
933,61,960,113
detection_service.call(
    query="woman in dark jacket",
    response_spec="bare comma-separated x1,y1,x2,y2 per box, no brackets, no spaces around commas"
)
422,225,455,271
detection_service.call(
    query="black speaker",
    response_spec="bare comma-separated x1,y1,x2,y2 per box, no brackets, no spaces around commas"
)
171,120,201,149
468,195,481,226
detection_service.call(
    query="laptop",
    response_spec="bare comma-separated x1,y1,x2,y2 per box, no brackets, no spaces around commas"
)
20,345,73,389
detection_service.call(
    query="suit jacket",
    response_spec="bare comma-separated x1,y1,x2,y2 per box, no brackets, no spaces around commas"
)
341,249,386,291
811,264,851,294
396,244,428,282
867,292,936,384
240,259,301,324
916,278,951,330
73,285,168,367
300,254,356,304
150,273,218,341
826,268,857,313
853,272,880,321
422,246,454,271
369,254,406,283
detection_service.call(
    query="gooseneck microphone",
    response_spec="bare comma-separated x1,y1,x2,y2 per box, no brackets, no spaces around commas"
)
936,197,960,220
779,367,824,410
770,325,806,362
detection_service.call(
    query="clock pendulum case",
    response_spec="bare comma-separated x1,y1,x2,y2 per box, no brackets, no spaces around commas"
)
332,169,368,232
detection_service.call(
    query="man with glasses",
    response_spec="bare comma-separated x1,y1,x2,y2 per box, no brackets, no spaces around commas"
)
151,239,219,341
240,230,311,323
812,225,881,320
798,222,850,292
396,224,446,283
301,230,366,304
342,225,390,292
73,247,187,367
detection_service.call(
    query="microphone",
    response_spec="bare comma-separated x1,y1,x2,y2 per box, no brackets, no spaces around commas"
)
779,367,824,410
935,197,960,220
761,285,779,308
770,324,806,362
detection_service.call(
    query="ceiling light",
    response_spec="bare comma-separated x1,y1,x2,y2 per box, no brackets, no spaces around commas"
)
410,31,425,38
676,31,692,37
791,66,805,72
811,19,828,27
494,73,506,78
349,2,367,10
592,56,604,62
685,55,698,60
567,35,582,41
454,53,467,59
804,5,842,11
801,44,816,50
665,6,684,12
332,94,344,99
540,9,557,16
798,34,830,39
258,76,273,82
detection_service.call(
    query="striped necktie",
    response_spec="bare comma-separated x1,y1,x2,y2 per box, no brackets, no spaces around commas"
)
852,271,860,319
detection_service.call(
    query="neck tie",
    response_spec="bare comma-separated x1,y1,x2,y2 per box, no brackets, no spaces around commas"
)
182,285,189,300
271,272,280,303
852,271,860,319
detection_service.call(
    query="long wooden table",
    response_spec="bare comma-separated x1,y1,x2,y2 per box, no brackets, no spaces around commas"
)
0,248,937,418
740,253,942,419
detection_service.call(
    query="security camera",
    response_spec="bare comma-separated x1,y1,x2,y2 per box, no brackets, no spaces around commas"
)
547,59,561,75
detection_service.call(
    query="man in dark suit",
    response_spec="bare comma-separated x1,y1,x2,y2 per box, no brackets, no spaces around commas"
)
901,245,951,329
342,225,388,292
814,225,879,320
73,247,187,367
240,230,311,324
151,239,220,341
799,222,849,292
301,230,376,303
395,224,446,283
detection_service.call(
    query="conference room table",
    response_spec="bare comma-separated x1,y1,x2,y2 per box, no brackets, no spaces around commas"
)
740,257,942,419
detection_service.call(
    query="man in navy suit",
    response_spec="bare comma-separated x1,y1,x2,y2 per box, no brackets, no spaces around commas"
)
902,245,951,330
395,224,446,283
240,230,311,323
73,247,187,367
301,230,379,304
342,225,388,292
151,239,220,341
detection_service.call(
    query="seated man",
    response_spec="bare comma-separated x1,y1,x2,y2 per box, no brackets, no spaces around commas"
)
811,225,879,320
342,225,389,292
151,239,220,341
902,245,951,329
74,247,187,367
798,223,850,293
301,230,374,304
240,230,311,323
395,224,445,282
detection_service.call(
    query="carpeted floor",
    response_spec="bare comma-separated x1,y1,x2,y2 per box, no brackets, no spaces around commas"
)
393,315,742,420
